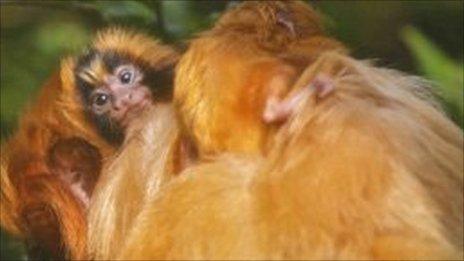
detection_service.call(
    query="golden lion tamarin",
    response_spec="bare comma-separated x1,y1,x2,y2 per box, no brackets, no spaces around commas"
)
1,28,178,259
95,53,462,260
88,1,463,260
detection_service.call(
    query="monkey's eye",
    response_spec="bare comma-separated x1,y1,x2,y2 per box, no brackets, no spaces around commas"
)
119,70,133,84
93,93,110,107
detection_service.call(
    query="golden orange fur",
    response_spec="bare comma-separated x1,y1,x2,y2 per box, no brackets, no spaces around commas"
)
93,28,178,70
1,68,111,259
1,155,21,237
88,103,180,259
88,1,463,260
174,1,345,157
90,52,463,260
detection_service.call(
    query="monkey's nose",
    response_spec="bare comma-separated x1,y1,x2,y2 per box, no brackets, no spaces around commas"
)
112,100,125,111
113,94,133,111
122,94,133,106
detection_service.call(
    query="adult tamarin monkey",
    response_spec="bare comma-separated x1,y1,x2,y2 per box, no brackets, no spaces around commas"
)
170,1,463,258
0,28,178,259
116,53,463,260
89,1,463,260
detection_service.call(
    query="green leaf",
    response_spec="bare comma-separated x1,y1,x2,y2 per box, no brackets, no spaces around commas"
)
402,26,463,126
93,1,156,24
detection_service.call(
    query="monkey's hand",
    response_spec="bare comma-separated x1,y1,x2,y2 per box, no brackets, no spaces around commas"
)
263,73,334,124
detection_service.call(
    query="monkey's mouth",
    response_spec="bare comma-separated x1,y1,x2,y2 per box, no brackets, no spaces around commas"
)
119,99,152,128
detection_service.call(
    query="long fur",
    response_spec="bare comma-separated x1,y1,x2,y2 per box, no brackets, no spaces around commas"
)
0,155,21,237
0,66,113,260
88,103,180,260
91,52,463,260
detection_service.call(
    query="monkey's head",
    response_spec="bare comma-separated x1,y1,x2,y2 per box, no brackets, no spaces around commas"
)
213,1,324,51
74,28,179,145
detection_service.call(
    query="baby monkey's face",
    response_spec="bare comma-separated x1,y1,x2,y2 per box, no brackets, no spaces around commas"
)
89,63,152,128
75,50,157,144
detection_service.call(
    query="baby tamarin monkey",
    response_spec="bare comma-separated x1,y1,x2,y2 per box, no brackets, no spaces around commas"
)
1,28,178,259
74,28,175,144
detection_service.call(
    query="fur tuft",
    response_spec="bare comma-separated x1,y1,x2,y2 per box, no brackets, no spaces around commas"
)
93,27,179,70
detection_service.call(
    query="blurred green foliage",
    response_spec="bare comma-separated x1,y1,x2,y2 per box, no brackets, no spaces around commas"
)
1,1,463,260
1,229,26,261
402,26,464,127
93,1,156,23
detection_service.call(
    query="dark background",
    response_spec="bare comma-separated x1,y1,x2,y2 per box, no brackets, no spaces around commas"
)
1,1,463,259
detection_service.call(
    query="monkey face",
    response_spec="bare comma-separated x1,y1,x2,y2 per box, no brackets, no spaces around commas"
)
89,63,153,128
74,49,170,144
